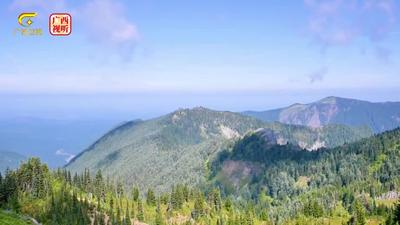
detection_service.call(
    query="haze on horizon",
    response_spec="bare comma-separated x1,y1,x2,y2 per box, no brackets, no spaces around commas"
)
0,0,399,121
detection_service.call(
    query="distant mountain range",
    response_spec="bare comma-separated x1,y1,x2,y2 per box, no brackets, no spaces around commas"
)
66,107,371,192
0,151,25,173
243,96,400,133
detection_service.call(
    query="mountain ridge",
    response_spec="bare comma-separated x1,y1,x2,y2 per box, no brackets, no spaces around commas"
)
66,107,371,192
243,96,400,133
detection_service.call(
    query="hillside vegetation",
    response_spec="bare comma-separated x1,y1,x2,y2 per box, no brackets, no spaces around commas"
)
211,128,400,223
66,107,371,192
1,128,400,224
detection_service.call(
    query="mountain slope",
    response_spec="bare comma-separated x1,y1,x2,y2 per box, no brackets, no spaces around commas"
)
66,107,371,192
0,151,25,173
211,127,400,200
243,96,400,133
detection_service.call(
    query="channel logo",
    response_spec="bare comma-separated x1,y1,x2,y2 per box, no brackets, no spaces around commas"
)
15,12,42,36
14,12,72,37
49,13,72,36
18,12,37,27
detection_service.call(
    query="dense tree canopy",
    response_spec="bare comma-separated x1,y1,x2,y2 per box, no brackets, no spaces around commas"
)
1,128,400,224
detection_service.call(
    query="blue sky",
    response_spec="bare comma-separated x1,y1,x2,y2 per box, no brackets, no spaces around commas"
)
0,0,400,120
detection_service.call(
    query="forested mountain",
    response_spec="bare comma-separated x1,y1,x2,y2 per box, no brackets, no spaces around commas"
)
211,127,400,221
243,96,400,133
0,151,25,173
1,129,400,225
66,107,371,192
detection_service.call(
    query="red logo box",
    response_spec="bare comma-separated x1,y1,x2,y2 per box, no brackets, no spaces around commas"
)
49,13,72,36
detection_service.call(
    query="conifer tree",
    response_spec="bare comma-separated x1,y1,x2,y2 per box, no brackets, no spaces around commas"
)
155,202,165,225
116,182,124,198
394,201,400,224
124,201,131,225
225,198,232,212
137,200,145,222
132,187,139,202
116,203,122,225
192,192,205,220
347,200,366,225
131,201,136,219
95,170,104,200
147,188,156,206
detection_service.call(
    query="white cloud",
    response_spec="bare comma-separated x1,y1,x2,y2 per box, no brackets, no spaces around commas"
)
304,0,397,46
9,0,140,61
78,0,140,61
55,149,75,163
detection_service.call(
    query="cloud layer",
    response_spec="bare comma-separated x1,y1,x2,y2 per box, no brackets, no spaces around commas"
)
304,0,397,46
79,0,140,61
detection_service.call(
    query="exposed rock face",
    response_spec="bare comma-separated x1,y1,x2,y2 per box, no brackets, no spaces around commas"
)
67,107,371,192
253,123,371,151
377,191,400,200
219,125,240,139
243,96,400,133
279,97,339,127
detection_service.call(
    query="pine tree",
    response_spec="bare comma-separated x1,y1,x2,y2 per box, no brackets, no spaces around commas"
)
394,201,400,224
95,170,104,200
192,192,205,220
347,200,366,225
116,203,122,225
124,201,131,225
155,202,165,225
132,187,139,202
9,193,20,212
260,209,269,221
147,188,156,206
131,201,136,219
182,185,189,202
304,200,323,218
208,188,222,212
225,198,232,212
245,210,254,225
137,200,145,221
115,182,123,198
